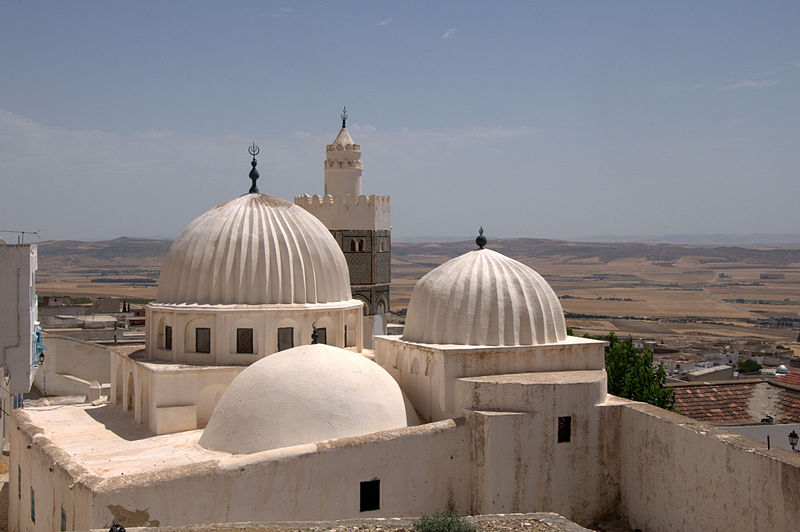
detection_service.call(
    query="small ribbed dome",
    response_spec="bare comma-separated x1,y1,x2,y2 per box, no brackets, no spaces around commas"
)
403,248,567,346
157,193,352,305
199,344,419,454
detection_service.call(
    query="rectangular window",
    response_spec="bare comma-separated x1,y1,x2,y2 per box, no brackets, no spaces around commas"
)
196,327,211,353
61,507,67,531
360,479,380,512
17,465,21,499
237,328,254,354
557,416,571,443
30,487,35,523
316,327,327,345
277,327,293,351
164,325,173,350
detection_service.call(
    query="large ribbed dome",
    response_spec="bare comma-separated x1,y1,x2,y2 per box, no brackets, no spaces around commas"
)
157,193,352,305
199,344,419,454
403,248,567,346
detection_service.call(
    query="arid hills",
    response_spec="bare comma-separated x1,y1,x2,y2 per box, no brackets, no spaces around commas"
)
33,236,800,346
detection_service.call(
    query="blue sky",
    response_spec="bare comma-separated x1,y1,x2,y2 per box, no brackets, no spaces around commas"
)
1,1,799,241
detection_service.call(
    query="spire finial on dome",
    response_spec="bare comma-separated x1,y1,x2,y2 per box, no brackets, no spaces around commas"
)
311,322,319,344
476,226,487,249
248,142,260,193
341,106,347,128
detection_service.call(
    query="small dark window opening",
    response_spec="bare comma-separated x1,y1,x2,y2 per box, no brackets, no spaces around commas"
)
30,487,35,523
360,479,380,512
237,328,254,354
350,239,357,252
278,327,294,351
164,325,173,350
17,465,21,499
60,506,67,531
359,239,365,251
316,327,327,345
558,416,571,443
196,327,211,353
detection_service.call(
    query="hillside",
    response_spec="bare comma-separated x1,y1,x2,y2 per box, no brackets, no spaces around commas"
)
34,236,800,270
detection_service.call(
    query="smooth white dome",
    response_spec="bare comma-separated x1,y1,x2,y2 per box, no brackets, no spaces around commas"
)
199,344,419,454
403,248,567,346
157,193,352,305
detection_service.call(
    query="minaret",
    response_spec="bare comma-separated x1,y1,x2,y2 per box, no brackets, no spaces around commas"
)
324,107,363,197
295,108,391,348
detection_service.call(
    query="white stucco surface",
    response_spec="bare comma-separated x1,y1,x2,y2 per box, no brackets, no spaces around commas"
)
157,193,352,305
324,127,363,197
403,248,566,346
200,344,420,453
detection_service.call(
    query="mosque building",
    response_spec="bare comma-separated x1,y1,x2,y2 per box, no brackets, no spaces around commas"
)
8,117,800,532
295,108,391,347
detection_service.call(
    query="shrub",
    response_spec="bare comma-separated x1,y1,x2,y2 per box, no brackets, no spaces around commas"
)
414,511,476,532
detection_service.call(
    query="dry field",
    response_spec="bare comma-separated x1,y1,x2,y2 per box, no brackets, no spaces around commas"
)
33,237,800,345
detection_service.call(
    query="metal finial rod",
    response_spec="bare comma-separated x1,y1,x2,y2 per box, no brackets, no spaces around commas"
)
341,106,347,128
476,226,487,249
311,322,319,344
248,142,260,194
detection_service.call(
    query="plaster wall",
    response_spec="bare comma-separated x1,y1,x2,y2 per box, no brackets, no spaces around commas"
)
9,414,94,532
618,403,800,532
295,194,390,231
146,301,363,363
457,371,618,526
13,416,470,531
33,334,111,396
0,244,38,394
111,351,244,433
374,336,606,421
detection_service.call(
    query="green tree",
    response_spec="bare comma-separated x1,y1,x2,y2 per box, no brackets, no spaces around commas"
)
604,333,675,410
737,358,762,373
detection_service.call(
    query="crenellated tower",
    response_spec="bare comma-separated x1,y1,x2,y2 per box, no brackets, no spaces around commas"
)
296,109,391,347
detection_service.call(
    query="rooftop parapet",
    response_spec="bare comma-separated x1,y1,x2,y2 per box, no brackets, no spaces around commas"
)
294,194,390,231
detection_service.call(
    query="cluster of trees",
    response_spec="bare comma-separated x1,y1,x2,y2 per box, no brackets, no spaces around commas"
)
568,328,675,410
603,333,675,409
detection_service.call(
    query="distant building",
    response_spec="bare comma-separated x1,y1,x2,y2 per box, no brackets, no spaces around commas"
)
0,242,41,448
42,295,70,307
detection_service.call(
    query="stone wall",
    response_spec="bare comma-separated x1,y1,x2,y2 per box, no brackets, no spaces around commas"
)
618,402,800,532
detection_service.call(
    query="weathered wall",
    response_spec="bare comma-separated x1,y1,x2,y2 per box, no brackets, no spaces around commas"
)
112,351,244,433
618,403,800,532
374,336,606,422
459,371,619,527
10,412,95,532
87,420,469,530
33,334,111,396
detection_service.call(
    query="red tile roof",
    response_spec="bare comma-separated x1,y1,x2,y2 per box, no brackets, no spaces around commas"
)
672,383,755,423
774,372,800,387
776,388,800,423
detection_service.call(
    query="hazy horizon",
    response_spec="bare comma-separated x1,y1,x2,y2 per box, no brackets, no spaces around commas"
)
1,1,799,242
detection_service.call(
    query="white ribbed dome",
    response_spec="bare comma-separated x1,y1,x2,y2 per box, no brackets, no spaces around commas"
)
199,344,419,454
403,248,567,346
157,193,352,305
